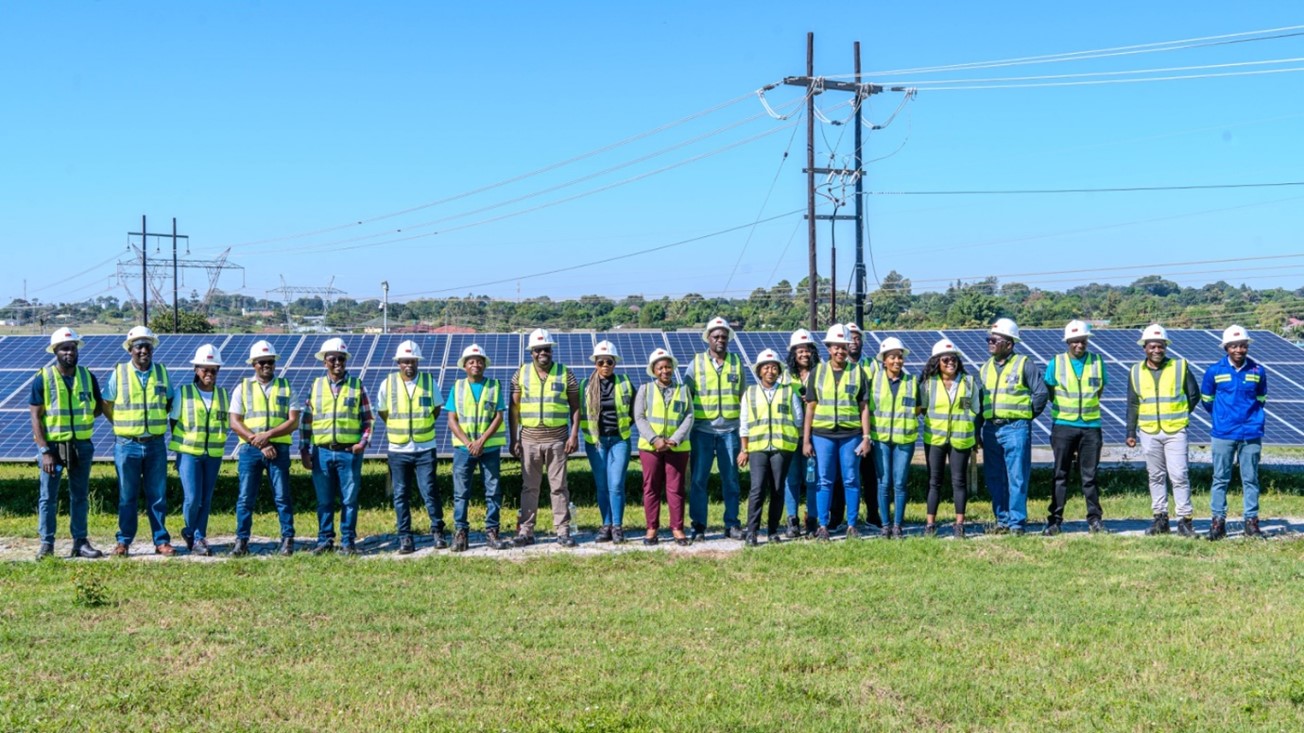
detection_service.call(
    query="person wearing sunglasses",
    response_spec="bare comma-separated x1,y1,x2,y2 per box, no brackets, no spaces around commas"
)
783,328,819,538
976,318,1047,535
918,340,981,539
228,340,301,556
103,325,176,557
580,340,635,544
169,344,230,557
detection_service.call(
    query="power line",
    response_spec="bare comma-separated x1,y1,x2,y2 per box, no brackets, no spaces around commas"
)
916,65,1304,91
867,180,1304,196
881,55,1304,87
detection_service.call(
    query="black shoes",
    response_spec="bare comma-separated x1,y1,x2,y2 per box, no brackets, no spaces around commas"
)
278,538,295,556
311,541,335,556
690,524,706,543
1042,523,1062,537
397,536,416,555
231,538,250,557
71,539,103,559
1145,513,1170,536
556,532,578,548
452,529,470,553
845,524,861,540
192,539,213,557
595,525,613,543
339,542,359,556
182,533,195,552
989,525,1010,536
814,526,831,542
1207,517,1227,541
923,523,937,538
485,528,510,550
1010,527,1026,537
1244,517,1264,538
512,532,536,548
35,542,54,560
952,523,966,540
643,533,660,546
803,515,818,536
1087,518,1106,534
433,531,449,550
1175,517,1195,538
744,532,759,547
785,517,801,540
612,526,626,544
725,526,745,541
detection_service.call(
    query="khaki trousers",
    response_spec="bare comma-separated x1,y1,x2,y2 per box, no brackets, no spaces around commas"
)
518,440,571,534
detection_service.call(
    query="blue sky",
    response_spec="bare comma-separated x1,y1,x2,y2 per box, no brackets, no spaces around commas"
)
2,1,1302,308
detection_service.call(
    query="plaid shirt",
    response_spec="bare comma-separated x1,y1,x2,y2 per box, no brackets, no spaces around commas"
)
299,373,373,449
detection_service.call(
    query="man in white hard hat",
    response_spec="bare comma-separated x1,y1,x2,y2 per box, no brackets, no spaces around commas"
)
169,344,230,557
377,339,448,554
30,327,107,559
228,339,301,556
1125,324,1201,537
445,343,511,551
299,337,374,555
1042,320,1108,535
977,317,1047,535
1201,325,1268,540
103,325,176,556
508,328,582,547
839,322,883,531
685,316,747,541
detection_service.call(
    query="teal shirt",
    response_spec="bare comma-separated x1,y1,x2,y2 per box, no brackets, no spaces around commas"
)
1043,354,1107,429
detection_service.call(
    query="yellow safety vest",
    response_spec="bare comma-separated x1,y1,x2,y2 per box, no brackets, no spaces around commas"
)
168,384,230,458
237,377,293,445
922,375,976,450
517,363,571,429
383,372,438,445
979,355,1033,420
1131,359,1190,434
111,363,171,438
452,378,505,449
40,366,95,441
637,384,692,453
744,383,798,452
580,375,633,443
810,363,863,431
690,352,744,421
1050,353,1103,423
310,376,363,445
869,370,919,445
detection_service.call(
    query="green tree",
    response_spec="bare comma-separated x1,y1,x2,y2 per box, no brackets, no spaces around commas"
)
148,308,214,335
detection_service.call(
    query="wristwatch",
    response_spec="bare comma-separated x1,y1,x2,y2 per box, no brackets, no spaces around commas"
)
39,446,50,455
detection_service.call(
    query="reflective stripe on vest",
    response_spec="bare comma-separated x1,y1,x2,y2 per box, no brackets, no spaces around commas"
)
810,363,863,431
1131,359,1190,434
517,363,570,428
452,378,505,449
168,384,230,457
690,352,744,421
870,371,919,445
238,377,293,445
979,355,1032,420
744,383,798,452
922,375,976,450
111,363,171,437
41,366,95,441
1051,353,1103,423
580,375,633,444
310,376,362,445
383,372,437,445
637,384,692,452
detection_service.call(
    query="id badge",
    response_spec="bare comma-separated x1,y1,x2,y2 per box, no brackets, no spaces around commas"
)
727,373,739,384
550,381,564,393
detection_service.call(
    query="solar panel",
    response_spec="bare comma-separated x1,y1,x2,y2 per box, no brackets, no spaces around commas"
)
598,331,669,369
76,335,131,369
0,370,40,409
733,332,786,362
1247,330,1304,362
448,333,520,369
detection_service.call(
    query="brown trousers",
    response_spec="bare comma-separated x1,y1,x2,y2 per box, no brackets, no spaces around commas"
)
518,439,571,534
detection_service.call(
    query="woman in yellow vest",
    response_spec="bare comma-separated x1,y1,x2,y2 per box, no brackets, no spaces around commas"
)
737,348,802,546
633,348,694,546
169,345,230,557
918,339,981,539
801,325,872,541
581,340,635,544
783,328,820,538
868,337,919,539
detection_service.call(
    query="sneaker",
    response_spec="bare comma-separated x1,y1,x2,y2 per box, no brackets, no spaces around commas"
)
339,542,359,556
485,528,511,551
989,525,1010,536
397,536,415,555
814,526,831,542
71,540,103,559
512,532,536,548
1042,523,1061,537
595,525,613,543
803,514,818,536
1207,517,1227,541
311,541,335,556
952,523,966,540
845,524,861,540
744,532,759,547
1087,518,1106,534
1010,527,1025,537
192,539,212,557
923,523,937,538
768,531,783,545
556,532,578,549
725,526,745,541
231,538,250,557
892,525,905,540
35,542,54,560
432,531,449,550
1244,517,1264,538
785,517,801,540
612,526,626,544
1176,517,1195,538
1145,514,1169,536
451,529,469,553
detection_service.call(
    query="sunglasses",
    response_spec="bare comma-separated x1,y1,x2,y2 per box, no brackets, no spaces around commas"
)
253,360,276,368
532,347,553,354
986,337,1009,345
939,356,959,363
324,354,347,363
595,359,615,367
196,367,219,374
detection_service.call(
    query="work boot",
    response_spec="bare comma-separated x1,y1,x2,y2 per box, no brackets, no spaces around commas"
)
1176,517,1195,538
231,538,250,557
803,514,818,536
451,529,469,553
397,535,415,555
845,524,861,540
512,531,536,548
311,540,335,556
111,542,130,557
725,526,745,540
1087,518,1106,534
485,528,510,550
192,538,212,557
612,526,626,544
1207,517,1227,541
71,539,103,559
556,531,578,549
277,538,295,556
814,526,831,542
768,530,783,544
432,530,449,550
923,523,937,538
690,524,706,543
1244,517,1264,538
1042,522,1061,537
35,542,55,560
785,516,801,540
1145,513,1169,536
952,523,966,540
595,525,613,543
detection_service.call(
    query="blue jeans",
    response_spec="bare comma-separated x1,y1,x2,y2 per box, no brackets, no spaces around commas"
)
451,447,503,531
586,435,632,527
235,443,295,540
874,440,915,527
813,434,862,528
981,421,1032,529
36,440,94,543
1210,437,1262,519
390,449,445,537
784,451,817,521
311,446,363,543
178,453,222,542
689,429,742,529
114,437,170,545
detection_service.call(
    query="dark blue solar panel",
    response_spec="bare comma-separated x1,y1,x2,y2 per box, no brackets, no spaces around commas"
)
599,331,669,369
448,333,520,370
0,409,38,460
76,335,132,369
870,330,942,366
1267,365,1304,388
221,334,305,369
0,370,40,409
0,335,58,366
552,333,596,368
1246,330,1304,363
1084,330,1142,362
734,332,786,363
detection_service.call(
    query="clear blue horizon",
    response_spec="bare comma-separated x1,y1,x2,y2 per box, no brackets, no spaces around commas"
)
2,1,1302,307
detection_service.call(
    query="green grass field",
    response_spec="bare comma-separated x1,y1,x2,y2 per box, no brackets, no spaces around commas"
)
3,461,1304,731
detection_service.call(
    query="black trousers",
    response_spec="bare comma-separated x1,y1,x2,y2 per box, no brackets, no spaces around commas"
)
1048,424,1103,523
747,451,792,535
829,450,882,528
925,443,970,516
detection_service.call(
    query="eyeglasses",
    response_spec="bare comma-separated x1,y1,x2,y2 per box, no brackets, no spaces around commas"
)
129,343,153,351
324,354,347,363
595,359,615,367
253,360,276,368
532,347,552,354
196,367,218,374
939,356,958,363
986,337,1009,345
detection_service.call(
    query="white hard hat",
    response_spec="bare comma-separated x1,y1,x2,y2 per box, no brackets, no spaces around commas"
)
931,339,963,358
458,343,491,369
247,340,278,365
591,340,621,364
1220,325,1252,348
46,327,83,354
989,318,1020,343
393,339,423,362
190,344,224,368
315,337,351,361
822,324,852,345
751,348,785,378
646,347,679,378
122,325,159,352
788,328,815,351
527,328,555,350
843,322,864,335
1063,320,1092,342
877,336,910,360
701,316,735,343
1138,324,1170,346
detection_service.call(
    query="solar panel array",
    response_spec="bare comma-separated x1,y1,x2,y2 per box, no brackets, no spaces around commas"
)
2,329,1300,460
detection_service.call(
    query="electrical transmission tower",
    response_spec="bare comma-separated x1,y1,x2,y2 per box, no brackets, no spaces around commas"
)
267,275,346,330
116,216,245,330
